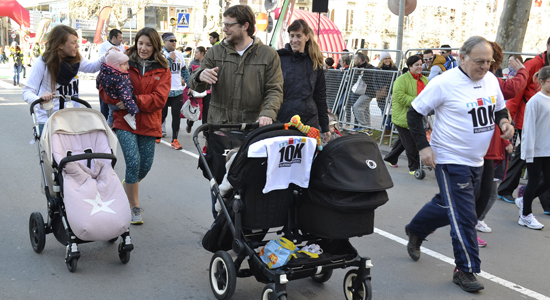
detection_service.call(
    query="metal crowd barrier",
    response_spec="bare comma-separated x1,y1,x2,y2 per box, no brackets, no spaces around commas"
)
325,49,402,146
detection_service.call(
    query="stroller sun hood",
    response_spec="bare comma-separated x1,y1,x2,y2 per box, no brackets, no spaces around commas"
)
310,135,394,192
40,108,118,164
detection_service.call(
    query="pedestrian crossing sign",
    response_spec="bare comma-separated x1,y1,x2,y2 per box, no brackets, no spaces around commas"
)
177,13,190,32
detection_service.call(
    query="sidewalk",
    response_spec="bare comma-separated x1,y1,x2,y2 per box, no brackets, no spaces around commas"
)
0,62,28,88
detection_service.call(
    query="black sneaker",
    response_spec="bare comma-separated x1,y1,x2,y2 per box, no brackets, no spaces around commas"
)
405,225,422,261
453,269,484,292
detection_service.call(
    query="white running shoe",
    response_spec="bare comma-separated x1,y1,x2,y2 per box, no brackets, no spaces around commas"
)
124,113,137,130
515,197,523,217
475,220,492,233
518,213,544,230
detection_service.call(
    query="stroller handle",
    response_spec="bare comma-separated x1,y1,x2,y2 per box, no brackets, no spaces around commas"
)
193,122,260,139
30,95,92,115
58,153,117,170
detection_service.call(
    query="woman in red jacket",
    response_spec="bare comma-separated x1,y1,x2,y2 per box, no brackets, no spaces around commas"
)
474,42,528,246
100,27,171,224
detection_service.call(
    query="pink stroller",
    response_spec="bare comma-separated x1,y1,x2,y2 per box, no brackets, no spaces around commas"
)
29,95,133,272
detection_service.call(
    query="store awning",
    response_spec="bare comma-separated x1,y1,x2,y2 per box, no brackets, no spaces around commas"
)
0,0,30,28
274,8,344,54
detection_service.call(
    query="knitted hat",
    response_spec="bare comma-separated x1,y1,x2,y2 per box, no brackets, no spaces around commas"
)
106,50,129,71
162,32,176,41
380,52,391,60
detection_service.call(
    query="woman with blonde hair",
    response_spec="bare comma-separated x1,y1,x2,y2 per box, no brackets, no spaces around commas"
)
22,25,108,131
99,27,170,225
276,19,330,142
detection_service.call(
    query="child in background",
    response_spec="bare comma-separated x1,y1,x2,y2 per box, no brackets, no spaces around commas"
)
516,66,550,230
96,51,138,130
327,112,341,143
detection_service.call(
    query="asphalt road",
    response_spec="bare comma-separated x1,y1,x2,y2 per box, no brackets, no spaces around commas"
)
1,63,549,300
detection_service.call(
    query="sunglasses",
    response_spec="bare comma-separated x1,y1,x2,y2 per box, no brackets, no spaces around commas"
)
440,51,447,54
424,57,433,61
168,39,177,43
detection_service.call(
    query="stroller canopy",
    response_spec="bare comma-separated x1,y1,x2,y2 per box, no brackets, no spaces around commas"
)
310,135,393,192
40,108,118,164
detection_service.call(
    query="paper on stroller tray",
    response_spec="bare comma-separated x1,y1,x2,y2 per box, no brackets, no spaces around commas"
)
63,160,131,241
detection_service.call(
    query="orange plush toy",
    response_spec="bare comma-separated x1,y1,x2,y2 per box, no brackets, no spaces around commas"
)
287,115,323,151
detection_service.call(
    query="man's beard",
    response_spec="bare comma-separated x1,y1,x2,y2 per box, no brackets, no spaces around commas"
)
227,32,244,46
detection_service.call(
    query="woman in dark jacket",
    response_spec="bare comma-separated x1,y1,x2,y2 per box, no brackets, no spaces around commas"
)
276,19,330,141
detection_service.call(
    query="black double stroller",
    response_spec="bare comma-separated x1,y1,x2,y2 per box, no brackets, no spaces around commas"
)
193,122,393,299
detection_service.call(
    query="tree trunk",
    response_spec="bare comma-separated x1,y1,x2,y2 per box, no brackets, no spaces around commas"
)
495,0,532,57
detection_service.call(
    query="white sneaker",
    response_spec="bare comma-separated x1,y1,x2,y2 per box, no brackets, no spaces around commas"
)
515,197,523,217
475,220,492,233
518,214,544,230
123,113,137,130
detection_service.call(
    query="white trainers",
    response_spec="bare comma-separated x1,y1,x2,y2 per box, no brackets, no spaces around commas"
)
515,197,523,217
475,220,492,233
123,113,137,130
518,213,544,230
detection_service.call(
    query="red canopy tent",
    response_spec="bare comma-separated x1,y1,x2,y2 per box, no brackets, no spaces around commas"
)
274,8,344,54
0,0,30,28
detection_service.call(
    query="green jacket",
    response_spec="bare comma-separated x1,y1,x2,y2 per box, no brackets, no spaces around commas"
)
391,71,429,129
189,37,283,123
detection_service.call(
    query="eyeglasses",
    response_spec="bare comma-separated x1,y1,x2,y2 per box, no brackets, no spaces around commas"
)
222,22,239,29
168,39,177,43
468,56,495,66
423,57,433,61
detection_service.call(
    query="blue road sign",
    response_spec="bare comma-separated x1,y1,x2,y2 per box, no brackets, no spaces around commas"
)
177,13,190,32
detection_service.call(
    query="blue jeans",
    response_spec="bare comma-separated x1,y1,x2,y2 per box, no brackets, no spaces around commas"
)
98,95,110,120
407,164,483,273
13,65,21,84
116,129,156,184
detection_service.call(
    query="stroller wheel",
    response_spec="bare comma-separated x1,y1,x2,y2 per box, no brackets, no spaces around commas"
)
261,283,287,300
29,212,46,253
66,258,78,273
118,242,131,264
343,269,372,300
414,169,426,180
209,251,236,300
311,269,333,283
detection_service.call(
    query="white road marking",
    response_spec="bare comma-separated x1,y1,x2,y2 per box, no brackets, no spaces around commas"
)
168,141,550,300
159,140,199,158
374,228,550,300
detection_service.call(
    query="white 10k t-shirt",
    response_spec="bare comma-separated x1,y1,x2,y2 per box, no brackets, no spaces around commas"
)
411,67,506,167
248,136,317,193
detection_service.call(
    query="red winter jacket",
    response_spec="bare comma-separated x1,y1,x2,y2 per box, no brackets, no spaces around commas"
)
484,69,528,161
100,59,171,138
506,52,547,130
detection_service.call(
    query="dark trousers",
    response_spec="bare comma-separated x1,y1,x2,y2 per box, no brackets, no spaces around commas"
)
202,93,211,125
408,164,482,273
384,137,404,165
99,95,110,120
161,94,184,141
394,125,419,171
523,157,550,215
498,129,523,196
475,159,495,218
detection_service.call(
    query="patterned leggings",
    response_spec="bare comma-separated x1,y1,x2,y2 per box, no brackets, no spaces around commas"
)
116,129,156,184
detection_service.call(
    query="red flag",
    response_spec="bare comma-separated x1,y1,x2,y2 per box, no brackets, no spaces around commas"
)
94,6,112,44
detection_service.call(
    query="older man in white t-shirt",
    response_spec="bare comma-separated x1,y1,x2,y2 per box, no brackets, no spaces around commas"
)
404,36,514,293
